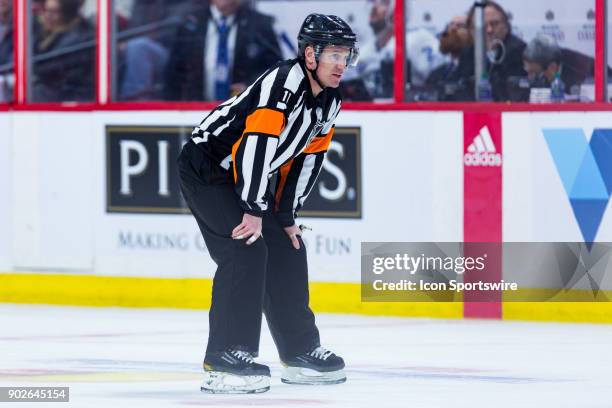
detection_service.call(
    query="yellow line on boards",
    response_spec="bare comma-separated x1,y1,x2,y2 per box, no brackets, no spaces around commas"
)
0,274,212,309
503,302,612,324
1,273,611,323
0,273,460,318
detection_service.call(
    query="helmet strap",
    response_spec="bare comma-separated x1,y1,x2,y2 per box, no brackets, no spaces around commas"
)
305,46,326,90
308,62,326,90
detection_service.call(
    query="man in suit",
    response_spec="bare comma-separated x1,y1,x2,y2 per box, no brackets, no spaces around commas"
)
165,0,282,101
455,0,526,101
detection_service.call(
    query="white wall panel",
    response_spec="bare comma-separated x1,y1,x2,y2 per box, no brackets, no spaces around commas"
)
0,113,11,270
503,112,612,242
11,113,94,270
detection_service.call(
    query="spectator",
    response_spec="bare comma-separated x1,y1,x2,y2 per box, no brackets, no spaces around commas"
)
455,0,526,101
522,34,563,88
119,37,170,100
350,0,394,100
31,0,45,17
522,34,597,99
0,0,13,102
116,0,189,101
0,0,12,66
164,0,281,101
32,0,95,102
406,27,446,88
355,0,444,100
425,15,472,100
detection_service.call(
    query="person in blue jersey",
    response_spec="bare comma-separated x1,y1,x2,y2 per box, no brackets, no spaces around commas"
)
177,13,359,394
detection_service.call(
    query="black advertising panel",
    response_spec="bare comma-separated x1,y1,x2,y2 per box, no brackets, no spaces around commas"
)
106,125,361,219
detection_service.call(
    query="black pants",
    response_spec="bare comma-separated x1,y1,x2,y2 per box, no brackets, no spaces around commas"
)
178,141,320,360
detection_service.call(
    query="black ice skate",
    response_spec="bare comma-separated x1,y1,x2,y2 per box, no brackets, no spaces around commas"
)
281,346,346,385
201,349,271,394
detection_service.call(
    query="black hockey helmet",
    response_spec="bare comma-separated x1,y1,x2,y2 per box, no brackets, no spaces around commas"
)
298,14,359,67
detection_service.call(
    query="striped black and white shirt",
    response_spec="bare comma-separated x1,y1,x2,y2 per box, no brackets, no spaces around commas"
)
191,58,342,227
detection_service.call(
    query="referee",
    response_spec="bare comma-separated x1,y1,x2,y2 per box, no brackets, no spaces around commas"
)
178,13,359,394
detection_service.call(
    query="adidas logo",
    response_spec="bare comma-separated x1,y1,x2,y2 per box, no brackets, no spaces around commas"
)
464,126,502,167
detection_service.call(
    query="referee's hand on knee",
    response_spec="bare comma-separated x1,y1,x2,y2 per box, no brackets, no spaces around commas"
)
232,213,263,245
283,224,302,250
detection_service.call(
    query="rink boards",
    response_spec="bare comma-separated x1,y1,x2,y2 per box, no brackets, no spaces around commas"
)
0,110,611,323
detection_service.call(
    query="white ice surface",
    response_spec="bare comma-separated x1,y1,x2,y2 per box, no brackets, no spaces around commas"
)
1,305,611,408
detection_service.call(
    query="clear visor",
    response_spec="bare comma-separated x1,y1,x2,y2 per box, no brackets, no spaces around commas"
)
316,45,360,67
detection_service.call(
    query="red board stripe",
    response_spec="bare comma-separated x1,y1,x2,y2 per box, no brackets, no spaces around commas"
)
463,112,503,319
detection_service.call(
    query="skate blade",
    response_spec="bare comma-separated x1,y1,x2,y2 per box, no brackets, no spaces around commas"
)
281,366,346,385
200,370,270,394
